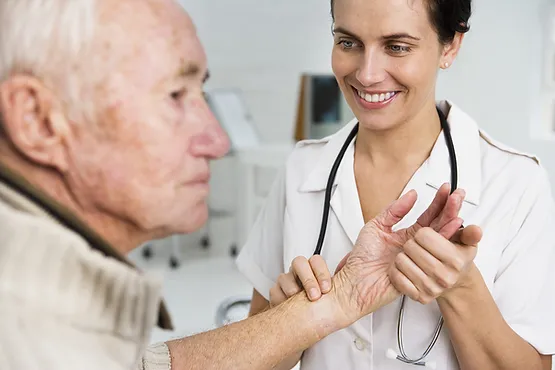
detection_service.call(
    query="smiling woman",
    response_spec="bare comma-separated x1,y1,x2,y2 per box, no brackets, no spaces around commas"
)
237,0,555,370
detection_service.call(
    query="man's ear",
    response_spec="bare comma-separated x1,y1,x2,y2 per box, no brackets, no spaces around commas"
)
0,75,71,172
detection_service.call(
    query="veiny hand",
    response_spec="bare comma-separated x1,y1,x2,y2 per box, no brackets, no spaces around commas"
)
332,184,466,323
269,255,332,307
389,224,483,304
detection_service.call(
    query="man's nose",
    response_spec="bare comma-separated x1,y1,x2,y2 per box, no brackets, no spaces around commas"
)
188,99,231,159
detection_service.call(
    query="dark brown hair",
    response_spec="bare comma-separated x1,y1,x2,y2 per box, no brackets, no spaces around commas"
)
330,0,471,44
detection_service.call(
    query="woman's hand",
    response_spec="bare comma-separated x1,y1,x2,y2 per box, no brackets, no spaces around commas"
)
332,184,466,321
388,224,483,304
269,255,332,307
270,183,466,319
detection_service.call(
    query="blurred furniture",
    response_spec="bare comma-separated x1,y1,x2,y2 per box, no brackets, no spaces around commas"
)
141,232,212,269
141,208,233,268
215,295,252,327
294,73,353,141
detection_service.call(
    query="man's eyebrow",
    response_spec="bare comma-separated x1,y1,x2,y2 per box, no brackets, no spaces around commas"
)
175,63,207,80
162,63,209,91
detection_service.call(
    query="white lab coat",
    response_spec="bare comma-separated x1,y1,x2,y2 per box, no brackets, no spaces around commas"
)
236,100,555,369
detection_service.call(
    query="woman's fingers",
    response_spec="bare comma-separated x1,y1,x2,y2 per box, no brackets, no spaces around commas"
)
271,255,336,307
453,225,483,246
308,255,332,293
291,256,331,301
394,252,444,303
277,272,303,297
388,263,420,302
412,227,477,271
269,284,288,307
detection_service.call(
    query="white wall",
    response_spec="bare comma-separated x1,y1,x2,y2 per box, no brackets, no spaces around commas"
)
181,0,335,143
181,0,555,188
436,0,555,185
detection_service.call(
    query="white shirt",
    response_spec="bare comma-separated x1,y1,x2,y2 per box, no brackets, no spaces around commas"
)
236,100,555,370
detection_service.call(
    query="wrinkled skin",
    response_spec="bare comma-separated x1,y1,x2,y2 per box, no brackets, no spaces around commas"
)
335,183,465,320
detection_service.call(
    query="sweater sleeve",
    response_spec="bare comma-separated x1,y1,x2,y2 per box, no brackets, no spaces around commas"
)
138,342,172,370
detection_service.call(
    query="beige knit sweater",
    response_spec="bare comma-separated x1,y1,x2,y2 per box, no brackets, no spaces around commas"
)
0,163,174,370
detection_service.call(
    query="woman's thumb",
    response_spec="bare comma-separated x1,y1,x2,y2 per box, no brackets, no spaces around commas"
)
454,225,483,246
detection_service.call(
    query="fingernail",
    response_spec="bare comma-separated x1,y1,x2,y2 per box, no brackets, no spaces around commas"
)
309,288,319,300
321,280,330,292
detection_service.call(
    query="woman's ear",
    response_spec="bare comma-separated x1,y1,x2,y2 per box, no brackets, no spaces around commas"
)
440,33,465,69
0,75,72,172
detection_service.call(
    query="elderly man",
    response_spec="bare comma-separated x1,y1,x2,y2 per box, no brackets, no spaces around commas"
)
0,0,473,369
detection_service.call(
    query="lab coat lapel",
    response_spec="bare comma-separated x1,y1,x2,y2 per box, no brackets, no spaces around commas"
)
426,101,482,207
329,142,365,246
298,118,364,247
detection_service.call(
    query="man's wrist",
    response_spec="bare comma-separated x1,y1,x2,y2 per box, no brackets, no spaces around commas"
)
327,270,361,328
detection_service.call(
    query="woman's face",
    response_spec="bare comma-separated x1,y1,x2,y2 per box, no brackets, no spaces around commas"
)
331,0,456,131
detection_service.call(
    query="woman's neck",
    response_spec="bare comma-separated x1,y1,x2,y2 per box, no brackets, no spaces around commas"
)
355,103,442,171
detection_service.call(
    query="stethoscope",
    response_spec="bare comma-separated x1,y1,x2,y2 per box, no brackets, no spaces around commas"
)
313,107,458,369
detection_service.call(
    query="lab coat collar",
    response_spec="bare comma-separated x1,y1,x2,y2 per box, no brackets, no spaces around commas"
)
429,100,481,206
298,118,358,194
298,118,362,245
298,100,482,207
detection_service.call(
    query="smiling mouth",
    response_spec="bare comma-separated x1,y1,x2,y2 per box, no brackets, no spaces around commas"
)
353,87,399,103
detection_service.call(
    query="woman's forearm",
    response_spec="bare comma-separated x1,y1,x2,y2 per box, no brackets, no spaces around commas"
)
437,264,544,370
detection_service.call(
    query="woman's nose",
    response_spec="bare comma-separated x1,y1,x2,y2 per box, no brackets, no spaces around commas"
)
356,50,387,87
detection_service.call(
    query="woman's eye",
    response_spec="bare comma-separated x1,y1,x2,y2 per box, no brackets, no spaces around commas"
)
338,40,356,49
387,44,411,54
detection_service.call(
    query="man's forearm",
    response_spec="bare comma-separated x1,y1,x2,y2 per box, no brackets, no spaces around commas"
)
166,290,346,370
437,265,544,370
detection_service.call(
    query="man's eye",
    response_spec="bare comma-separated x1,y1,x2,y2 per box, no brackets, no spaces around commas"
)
170,89,185,101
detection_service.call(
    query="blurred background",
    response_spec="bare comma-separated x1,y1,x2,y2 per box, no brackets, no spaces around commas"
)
128,0,555,363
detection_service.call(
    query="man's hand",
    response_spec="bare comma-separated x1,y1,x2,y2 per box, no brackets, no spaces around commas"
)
388,225,482,304
331,184,466,324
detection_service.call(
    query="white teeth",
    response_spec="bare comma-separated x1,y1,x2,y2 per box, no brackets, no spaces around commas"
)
357,90,396,103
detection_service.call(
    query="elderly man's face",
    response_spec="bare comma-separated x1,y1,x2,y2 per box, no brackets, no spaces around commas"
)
66,0,229,237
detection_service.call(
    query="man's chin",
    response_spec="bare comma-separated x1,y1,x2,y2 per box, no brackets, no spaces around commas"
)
175,202,209,234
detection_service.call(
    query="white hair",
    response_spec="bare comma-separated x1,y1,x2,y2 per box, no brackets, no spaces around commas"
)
0,0,97,120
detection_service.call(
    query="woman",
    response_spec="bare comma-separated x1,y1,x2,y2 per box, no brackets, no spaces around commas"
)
236,0,555,369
